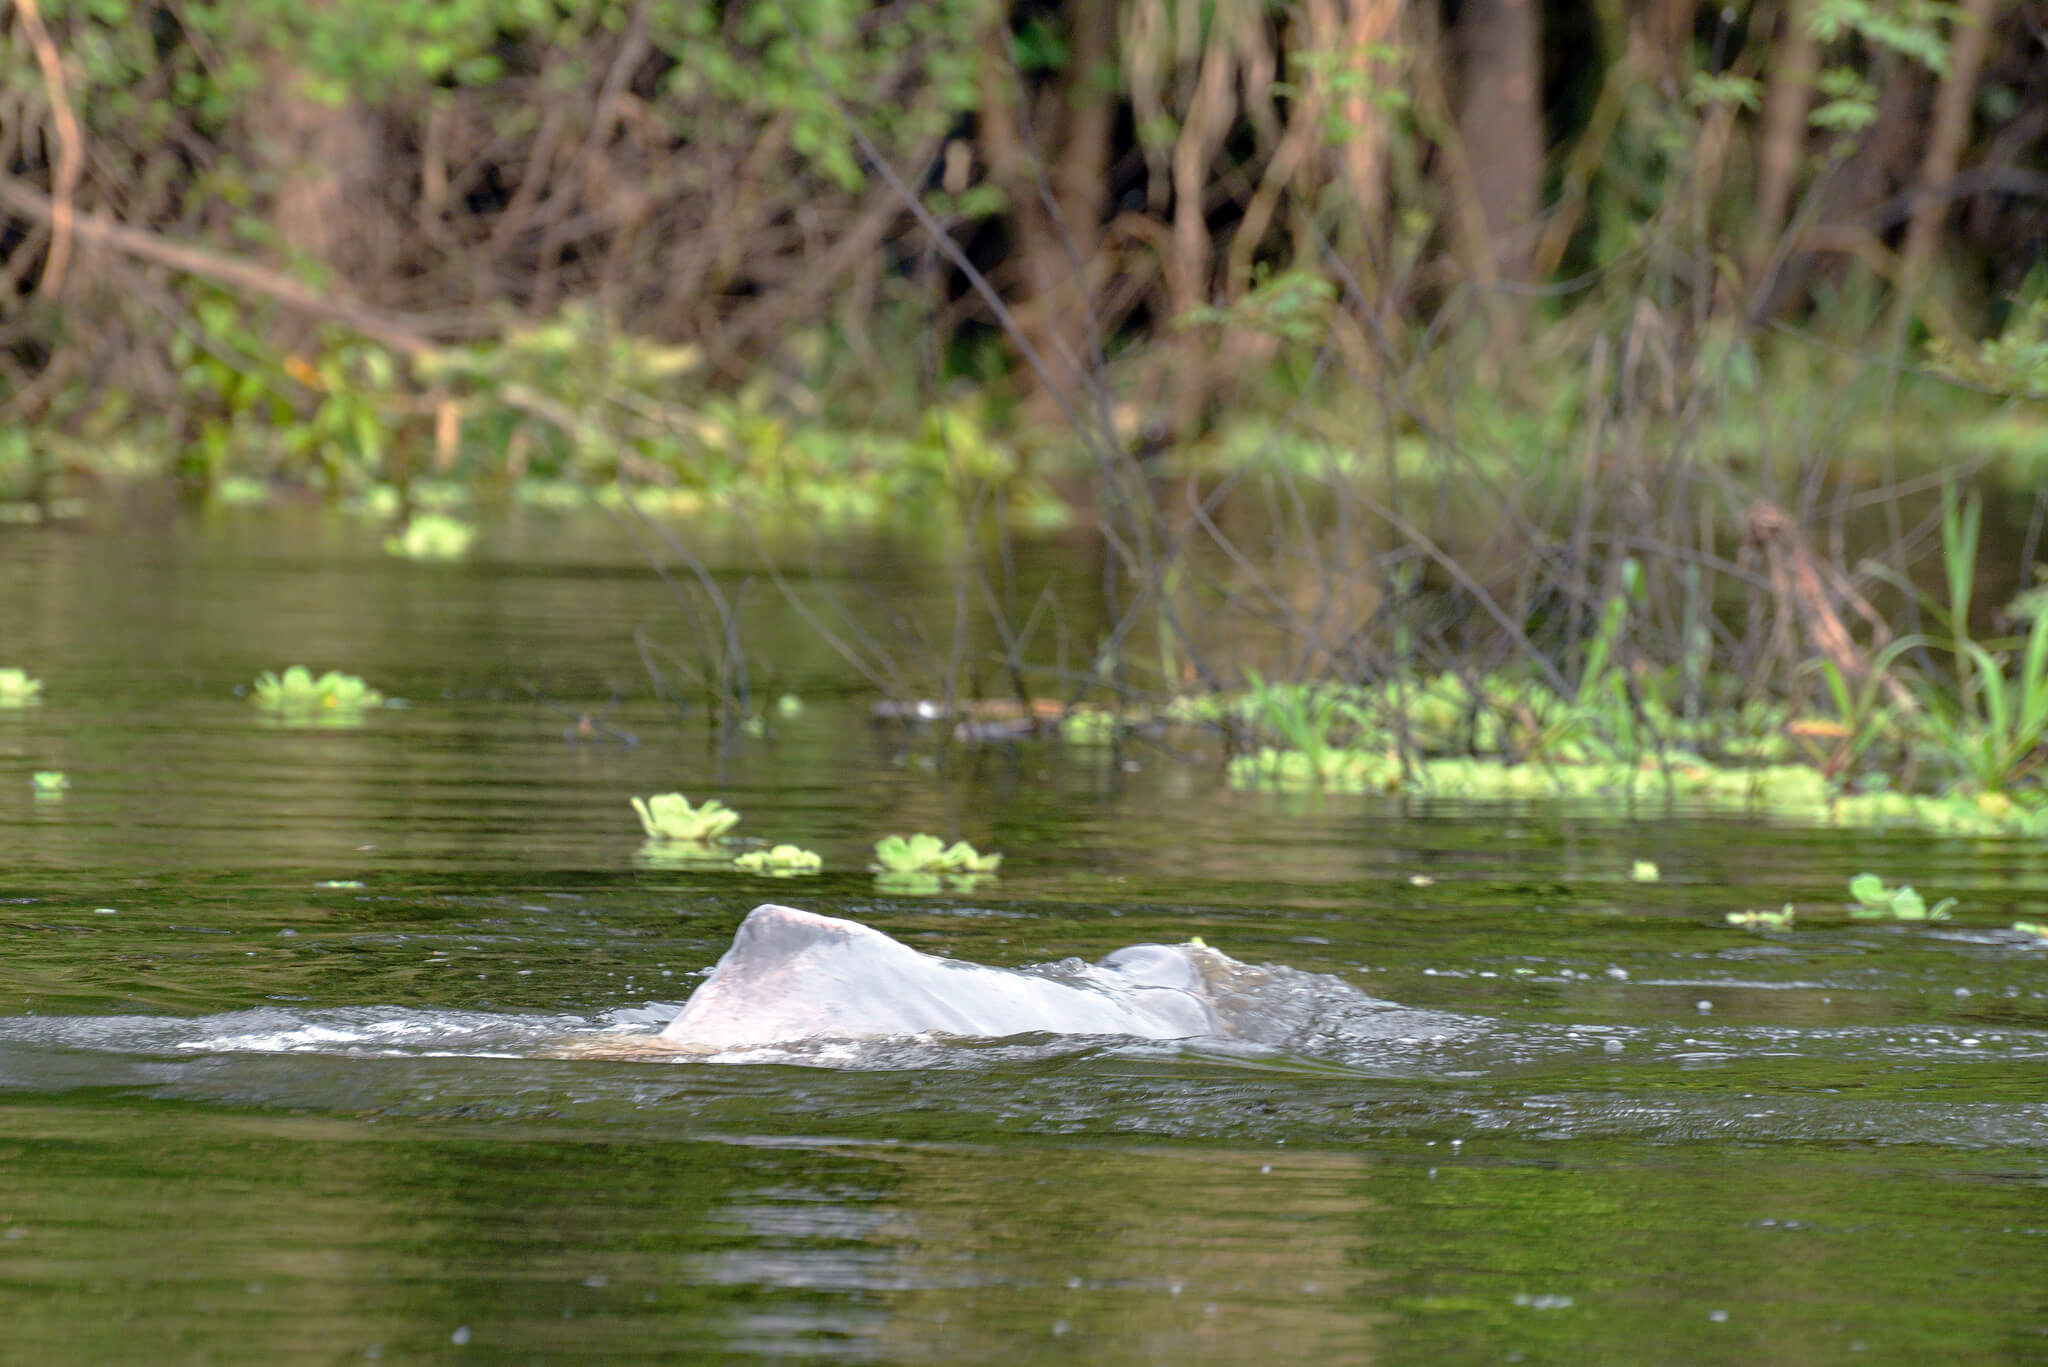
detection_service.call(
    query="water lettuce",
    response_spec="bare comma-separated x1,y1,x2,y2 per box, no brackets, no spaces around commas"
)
252,667,385,720
1847,872,1955,922
631,793,740,844
0,668,43,707
872,833,1002,875
385,513,477,561
734,844,822,876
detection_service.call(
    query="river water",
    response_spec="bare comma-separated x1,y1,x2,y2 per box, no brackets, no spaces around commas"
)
1,502,2044,1364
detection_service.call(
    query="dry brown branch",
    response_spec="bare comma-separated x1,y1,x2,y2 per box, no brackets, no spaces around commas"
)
707,150,932,367
12,0,81,295
1898,0,2002,305
1745,499,1915,709
1750,0,1818,274
0,172,446,358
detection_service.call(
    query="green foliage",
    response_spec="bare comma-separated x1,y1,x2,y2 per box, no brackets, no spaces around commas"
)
733,844,823,876
251,666,384,722
631,793,740,844
1809,0,1957,75
1226,726,2048,836
420,302,701,484
0,668,45,707
1239,673,1359,784
419,309,1067,529
1630,860,1660,884
1872,485,2048,792
30,0,982,180
170,295,402,491
1797,656,1908,780
1806,1,1957,136
31,771,68,797
2013,921,2048,940
1727,905,1796,930
1930,296,2048,400
1847,872,1955,922
1180,269,1336,345
1687,72,1759,112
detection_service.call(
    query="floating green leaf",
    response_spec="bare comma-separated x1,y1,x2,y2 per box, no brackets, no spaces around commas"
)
1726,905,1795,930
1847,872,1954,922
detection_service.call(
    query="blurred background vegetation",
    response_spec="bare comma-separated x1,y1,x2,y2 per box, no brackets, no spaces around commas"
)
3,0,2044,501
7,1,2048,712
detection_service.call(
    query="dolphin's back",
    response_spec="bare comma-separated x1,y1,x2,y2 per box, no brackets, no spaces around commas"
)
661,904,1218,1049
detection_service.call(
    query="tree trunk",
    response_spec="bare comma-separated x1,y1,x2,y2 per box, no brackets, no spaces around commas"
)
978,1,1117,424
1750,0,1818,275
1309,0,1404,278
254,56,389,299
1452,0,1543,285
1898,0,2001,307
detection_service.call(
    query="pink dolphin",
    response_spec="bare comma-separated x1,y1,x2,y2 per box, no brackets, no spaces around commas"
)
661,904,1220,1050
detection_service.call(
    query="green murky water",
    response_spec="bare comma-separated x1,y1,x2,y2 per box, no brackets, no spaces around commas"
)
2,507,2045,1364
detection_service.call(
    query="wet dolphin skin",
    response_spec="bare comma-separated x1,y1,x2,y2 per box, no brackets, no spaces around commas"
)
661,904,1219,1049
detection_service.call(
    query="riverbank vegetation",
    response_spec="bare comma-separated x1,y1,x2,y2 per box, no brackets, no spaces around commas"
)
4,2,2043,496
7,2,2048,828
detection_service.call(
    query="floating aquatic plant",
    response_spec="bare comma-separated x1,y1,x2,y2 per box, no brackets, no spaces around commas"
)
0,668,44,707
251,666,385,722
1630,860,1661,883
1726,905,1795,930
1058,709,1120,745
1847,872,1955,922
385,513,477,561
631,793,740,844
635,842,743,871
733,844,822,876
2013,921,2048,941
871,833,1002,894
31,770,67,797
872,833,1002,875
